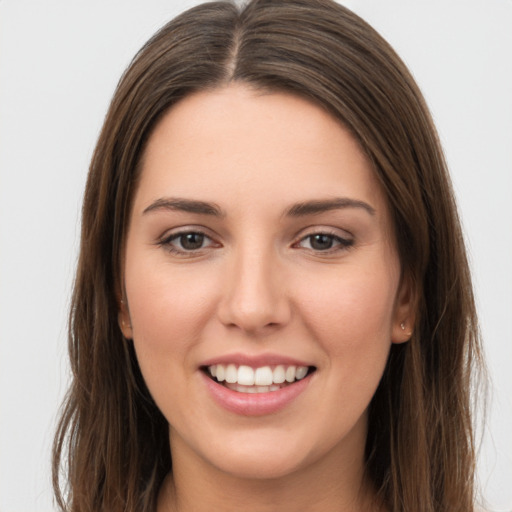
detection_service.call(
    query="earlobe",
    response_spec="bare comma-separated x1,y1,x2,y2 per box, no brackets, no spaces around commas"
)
391,274,416,344
118,298,133,339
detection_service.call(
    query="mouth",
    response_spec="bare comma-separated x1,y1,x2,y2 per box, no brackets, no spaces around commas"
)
201,364,317,394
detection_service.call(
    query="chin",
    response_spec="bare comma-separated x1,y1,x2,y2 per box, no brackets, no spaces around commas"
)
214,451,306,481
197,428,319,481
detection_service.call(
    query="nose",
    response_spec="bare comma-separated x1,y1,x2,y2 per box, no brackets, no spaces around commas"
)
217,245,291,335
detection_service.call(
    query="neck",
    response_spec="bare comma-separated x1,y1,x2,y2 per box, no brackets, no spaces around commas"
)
157,420,381,512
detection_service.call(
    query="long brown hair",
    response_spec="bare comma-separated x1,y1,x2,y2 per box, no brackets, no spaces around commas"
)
53,1,485,510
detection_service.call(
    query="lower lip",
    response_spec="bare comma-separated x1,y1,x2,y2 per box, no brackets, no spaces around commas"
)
201,372,312,416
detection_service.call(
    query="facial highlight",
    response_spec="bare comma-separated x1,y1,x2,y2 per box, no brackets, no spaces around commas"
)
119,84,413,487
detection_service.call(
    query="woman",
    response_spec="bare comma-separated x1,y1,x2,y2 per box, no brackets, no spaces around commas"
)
52,0,485,510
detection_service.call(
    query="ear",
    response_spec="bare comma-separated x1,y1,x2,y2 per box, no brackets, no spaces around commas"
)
391,273,416,344
118,296,133,339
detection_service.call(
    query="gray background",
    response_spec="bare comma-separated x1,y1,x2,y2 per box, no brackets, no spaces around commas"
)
1,0,511,510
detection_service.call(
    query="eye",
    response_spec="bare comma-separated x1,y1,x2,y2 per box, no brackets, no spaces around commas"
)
159,230,217,254
296,232,353,252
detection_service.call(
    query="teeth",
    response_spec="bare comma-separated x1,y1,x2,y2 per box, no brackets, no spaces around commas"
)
237,365,255,386
295,366,308,380
208,364,310,387
225,383,284,393
285,366,296,383
225,364,237,384
216,364,225,382
254,366,273,386
273,365,286,384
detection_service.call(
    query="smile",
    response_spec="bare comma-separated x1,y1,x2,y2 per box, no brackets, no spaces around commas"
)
206,364,313,393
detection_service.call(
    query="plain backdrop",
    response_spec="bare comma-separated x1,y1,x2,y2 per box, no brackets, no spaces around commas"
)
1,1,511,510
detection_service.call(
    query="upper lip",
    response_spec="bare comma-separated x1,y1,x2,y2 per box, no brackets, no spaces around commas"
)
200,352,314,368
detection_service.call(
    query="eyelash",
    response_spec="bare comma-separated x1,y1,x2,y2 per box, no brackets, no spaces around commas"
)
158,230,218,255
294,231,354,253
157,229,354,255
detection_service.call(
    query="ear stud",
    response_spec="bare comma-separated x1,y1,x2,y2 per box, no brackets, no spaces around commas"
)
400,322,406,330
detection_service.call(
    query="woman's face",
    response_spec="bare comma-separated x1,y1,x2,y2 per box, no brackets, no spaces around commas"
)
120,84,412,481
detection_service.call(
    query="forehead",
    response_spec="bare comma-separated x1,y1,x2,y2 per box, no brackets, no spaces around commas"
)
135,84,389,220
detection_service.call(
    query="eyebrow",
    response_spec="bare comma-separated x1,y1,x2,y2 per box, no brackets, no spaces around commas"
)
285,197,376,217
142,197,225,217
142,196,376,218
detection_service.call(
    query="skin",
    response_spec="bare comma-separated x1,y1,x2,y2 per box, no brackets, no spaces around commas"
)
119,84,414,512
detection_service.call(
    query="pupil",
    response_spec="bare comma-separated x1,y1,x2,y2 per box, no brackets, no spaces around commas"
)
311,234,333,250
181,233,204,250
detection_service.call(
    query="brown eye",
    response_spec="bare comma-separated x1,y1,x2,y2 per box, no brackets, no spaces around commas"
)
160,231,216,254
179,232,205,250
309,234,335,250
297,233,353,252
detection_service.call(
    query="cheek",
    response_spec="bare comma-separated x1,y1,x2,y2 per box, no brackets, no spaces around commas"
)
295,264,398,358
124,257,219,359
123,258,221,422
295,265,398,426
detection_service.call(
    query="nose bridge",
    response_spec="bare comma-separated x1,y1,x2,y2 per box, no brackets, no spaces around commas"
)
218,238,290,332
